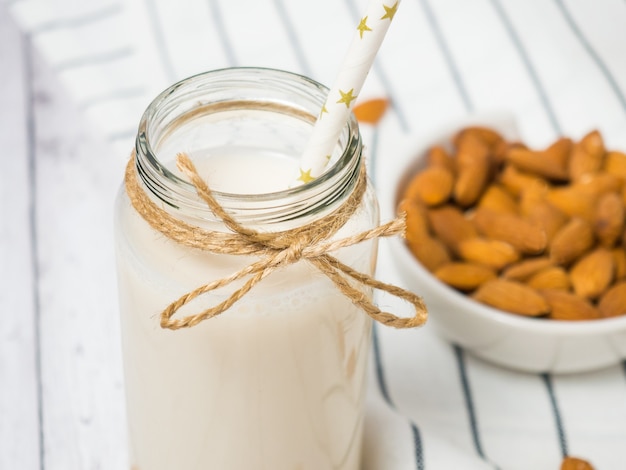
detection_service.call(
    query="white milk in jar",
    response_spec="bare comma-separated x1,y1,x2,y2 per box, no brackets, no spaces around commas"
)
114,68,380,470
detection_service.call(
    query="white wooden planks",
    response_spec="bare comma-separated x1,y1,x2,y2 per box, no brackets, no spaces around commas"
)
29,45,128,470
1,7,129,470
0,10,41,470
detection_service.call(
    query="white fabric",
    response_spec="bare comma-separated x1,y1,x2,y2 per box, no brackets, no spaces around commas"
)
8,0,626,468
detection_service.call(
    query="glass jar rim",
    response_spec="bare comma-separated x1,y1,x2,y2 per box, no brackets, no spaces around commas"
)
134,67,362,210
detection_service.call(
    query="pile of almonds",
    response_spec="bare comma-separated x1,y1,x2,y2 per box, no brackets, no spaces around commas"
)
401,126,626,320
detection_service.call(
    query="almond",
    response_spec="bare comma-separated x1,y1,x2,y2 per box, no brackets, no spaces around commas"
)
399,199,430,244
502,257,553,281
567,149,592,182
581,129,605,159
400,199,452,271
427,205,477,255
544,137,573,171
472,279,549,316
573,172,622,197
434,262,496,291
598,281,626,318
546,186,596,222
406,236,451,272
594,192,624,247
525,202,569,243
427,145,455,172
493,141,527,167
498,164,545,197
506,147,568,181
473,208,547,254
543,290,601,321
454,133,491,207
550,218,595,265
477,184,518,215
406,165,454,206
519,179,549,216
352,98,389,124
457,237,520,270
526,266,571,291
612,248,626,280
453,126,504,150
568,132,605,181
560,457,595,470
569,248,614,299
604,150,626,182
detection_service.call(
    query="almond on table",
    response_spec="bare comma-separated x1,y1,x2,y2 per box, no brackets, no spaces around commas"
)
352,98,389,125
560,456,596,470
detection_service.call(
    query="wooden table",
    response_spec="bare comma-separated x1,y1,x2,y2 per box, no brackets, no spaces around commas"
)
1,8,128,469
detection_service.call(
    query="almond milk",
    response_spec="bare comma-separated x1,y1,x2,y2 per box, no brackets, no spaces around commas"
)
114,68,379,470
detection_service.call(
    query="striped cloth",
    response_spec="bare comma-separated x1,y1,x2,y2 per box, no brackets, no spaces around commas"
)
8,0,626,468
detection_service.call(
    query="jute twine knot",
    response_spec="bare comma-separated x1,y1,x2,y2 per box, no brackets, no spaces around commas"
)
124,151,427,330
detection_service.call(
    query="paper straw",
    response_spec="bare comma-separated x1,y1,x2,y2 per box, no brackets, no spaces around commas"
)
296,0,401,184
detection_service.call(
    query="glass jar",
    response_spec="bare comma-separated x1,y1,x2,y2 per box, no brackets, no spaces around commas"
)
114,67,379,470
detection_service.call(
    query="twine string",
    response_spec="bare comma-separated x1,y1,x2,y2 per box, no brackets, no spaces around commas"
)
124,151,427,330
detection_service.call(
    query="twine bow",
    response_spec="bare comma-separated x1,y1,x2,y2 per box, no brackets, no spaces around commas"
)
124,151,427,330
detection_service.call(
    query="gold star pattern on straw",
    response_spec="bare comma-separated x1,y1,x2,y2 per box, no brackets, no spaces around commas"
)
319,104,329,119
381,1,399,21
296,0,402,180
357,16,372,38
297,168,315,184
337,88,357,108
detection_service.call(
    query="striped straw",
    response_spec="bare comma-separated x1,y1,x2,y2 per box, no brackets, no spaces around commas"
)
295,0,401,184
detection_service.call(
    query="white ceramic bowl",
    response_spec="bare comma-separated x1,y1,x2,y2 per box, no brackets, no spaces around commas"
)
386,113,626,374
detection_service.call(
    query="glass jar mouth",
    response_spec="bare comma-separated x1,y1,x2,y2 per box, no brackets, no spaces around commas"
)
134,67,362,219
